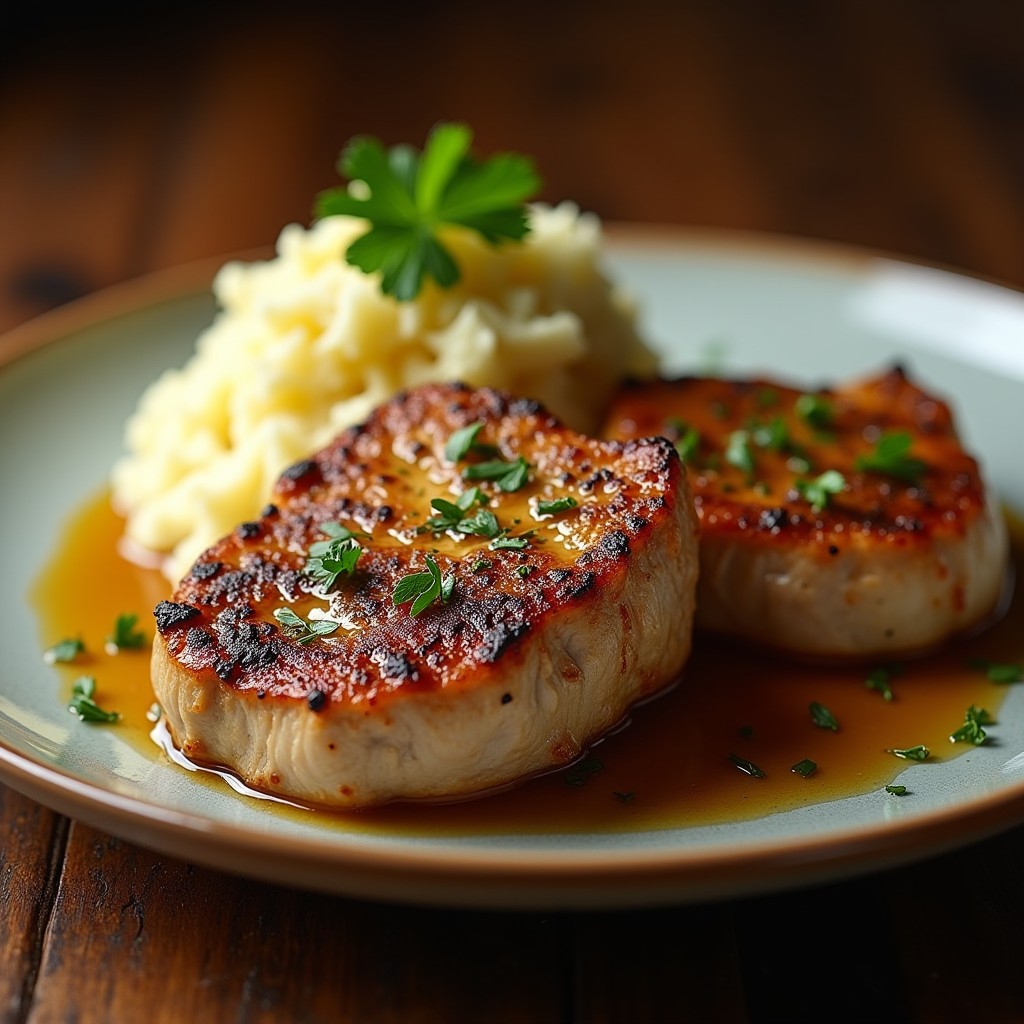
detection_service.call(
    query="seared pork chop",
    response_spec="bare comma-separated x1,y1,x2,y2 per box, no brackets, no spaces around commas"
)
151,382,699,808
602,365,1008,660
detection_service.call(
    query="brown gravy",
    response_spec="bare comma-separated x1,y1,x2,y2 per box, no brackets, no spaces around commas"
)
30,488,1023,838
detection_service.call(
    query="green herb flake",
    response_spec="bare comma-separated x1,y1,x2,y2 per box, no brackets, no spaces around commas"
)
315,122,540,301
273,607,341,644
854,431,928,483
463,455,531,492
888,744,930,761
305,535,363,591
43,637,86,665
729,754,766,779
794,393,834,429
444,421,485,463
674,426,700,464
106,613,146,654
795,470,846,514
949,705,993,746
471,558,492,573
865,666,898,701
67,676,120,724
810,701,839,732
490,534,530,551
537,496,578,516
392,555,452,616
885,785,908,796
724,430,756,476
563,754,603,788
969,658,1023,684
791,758,817,778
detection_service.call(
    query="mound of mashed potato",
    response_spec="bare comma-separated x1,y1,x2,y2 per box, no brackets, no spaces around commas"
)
111,202,656,582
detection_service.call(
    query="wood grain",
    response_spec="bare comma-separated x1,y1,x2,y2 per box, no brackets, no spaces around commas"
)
3,1,1024,1021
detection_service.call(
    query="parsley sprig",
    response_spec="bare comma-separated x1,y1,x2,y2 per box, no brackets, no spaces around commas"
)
67,676,120,724
422,488,500,538
105,613,145,654
315,123,541,301
855,431,927,483
305,523,365,591
274,607,341,644
393,555,454,616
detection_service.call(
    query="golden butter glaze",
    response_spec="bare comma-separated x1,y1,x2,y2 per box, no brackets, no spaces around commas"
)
155,382,686,708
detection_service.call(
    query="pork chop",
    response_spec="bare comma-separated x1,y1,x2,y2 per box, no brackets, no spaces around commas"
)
601,365,1009,660
151,382,699,808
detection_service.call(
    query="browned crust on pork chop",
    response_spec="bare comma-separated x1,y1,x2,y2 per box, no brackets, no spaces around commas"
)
601,365,1008,659
151,382,699,807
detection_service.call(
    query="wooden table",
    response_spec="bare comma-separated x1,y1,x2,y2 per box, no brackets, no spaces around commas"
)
3,3,1024,1020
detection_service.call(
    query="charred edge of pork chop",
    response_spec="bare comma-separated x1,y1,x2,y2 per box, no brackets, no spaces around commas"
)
151,382,700,808
601,365,1009,660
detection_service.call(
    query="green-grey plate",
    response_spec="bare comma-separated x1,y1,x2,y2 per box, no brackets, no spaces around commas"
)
2,228,1023,909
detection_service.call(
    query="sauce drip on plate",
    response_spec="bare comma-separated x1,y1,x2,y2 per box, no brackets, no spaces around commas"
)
30,489,1023,838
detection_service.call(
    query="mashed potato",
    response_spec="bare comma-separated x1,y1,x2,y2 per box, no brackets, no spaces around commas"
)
111,202,656,582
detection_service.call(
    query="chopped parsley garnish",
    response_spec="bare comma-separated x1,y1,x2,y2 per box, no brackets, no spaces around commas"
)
750,416,791,452
43,637,85,665
444,421,491,463
809,701,839,731
791,758,817,778
795,470,846,513
885,785,908,796
724,429,755,476
463,454,531,492
537,496,578,516
969,658,1023,683
854,431,927,482
729,754,765,778
563,754,603,787
305,533,363,591
392,555,453,616
106,613,145,654
888,744,930,761
273,607,341,644
314,122,540,301
949,705,993,746
422,488,499,538
471,558,492,573
865,666,899,701
67,676,120,724
794,393,834,430
489,534,531,551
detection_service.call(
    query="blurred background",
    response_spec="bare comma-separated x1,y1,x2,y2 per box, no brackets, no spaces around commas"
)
2,0,1023,337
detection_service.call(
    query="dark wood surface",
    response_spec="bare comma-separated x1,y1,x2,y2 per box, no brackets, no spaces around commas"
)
3,3,1024,1021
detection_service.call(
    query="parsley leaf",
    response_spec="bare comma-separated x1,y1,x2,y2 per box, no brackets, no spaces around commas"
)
724,429,756,476
392,555,453,616
68,676,120,724
315,122,541,301
855,431,928,482
106,613,145,654
810,701,839,731
422,488,500,538
888,744,930,761
563,754,604,787
305,536,363,591
865,665,900,701
949,704,993,745
969,658,1023,683
794,393,834,430
885,785,908,796
43,637,85,665
444,421,490,463
795,469,846,513
273,607,341,644
729,754,766,778
463,455,531,492
537,496,578,516
791,758,817,778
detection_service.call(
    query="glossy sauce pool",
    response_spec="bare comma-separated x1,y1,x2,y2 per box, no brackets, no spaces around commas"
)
30,489,1024,838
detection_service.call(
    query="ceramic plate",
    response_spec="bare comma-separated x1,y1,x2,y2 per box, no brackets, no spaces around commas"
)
3,228,1024,910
